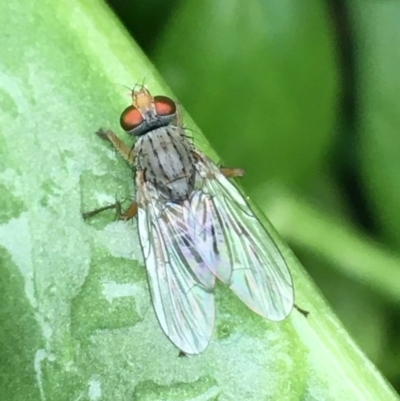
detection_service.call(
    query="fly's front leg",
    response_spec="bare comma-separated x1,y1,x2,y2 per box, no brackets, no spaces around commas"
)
96,129,135,166
82,129,137,221
220,167,245,179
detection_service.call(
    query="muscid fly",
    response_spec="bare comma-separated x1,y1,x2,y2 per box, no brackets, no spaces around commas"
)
84,87,303,355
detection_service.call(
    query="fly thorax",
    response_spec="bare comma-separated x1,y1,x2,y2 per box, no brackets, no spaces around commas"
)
134,126,195,202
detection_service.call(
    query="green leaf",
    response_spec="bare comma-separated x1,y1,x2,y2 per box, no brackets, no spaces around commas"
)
0,0,398,400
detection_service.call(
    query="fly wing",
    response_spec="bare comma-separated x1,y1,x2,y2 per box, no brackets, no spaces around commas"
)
162,191,218,290
137,196,215,354
196,156,294,321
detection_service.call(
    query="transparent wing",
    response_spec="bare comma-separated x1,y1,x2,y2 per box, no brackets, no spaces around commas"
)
162,191,219,290
138,197,215,354
196,156,294,321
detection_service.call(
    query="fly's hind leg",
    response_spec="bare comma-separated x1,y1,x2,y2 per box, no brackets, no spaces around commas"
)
96,128,135,166
220,167,245,179
294,303,309,318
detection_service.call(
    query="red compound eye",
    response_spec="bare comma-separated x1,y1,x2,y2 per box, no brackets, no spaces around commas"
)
120,106,143,131
154,96,176,116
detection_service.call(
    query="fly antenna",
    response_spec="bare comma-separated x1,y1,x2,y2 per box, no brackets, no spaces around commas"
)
115,83,135,97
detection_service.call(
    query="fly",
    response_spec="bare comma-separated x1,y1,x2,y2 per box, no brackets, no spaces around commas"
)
84,86,307,355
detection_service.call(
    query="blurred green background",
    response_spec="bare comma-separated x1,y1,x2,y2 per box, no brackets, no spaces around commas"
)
106,0,400,393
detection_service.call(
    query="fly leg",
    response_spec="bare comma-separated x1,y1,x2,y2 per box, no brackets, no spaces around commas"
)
220,167,245,179
82,128,140,221
294,303,309,318
96,128,135,166
119,202,138,221
82,200,138,221
191,149,245,179
82,202,123,219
